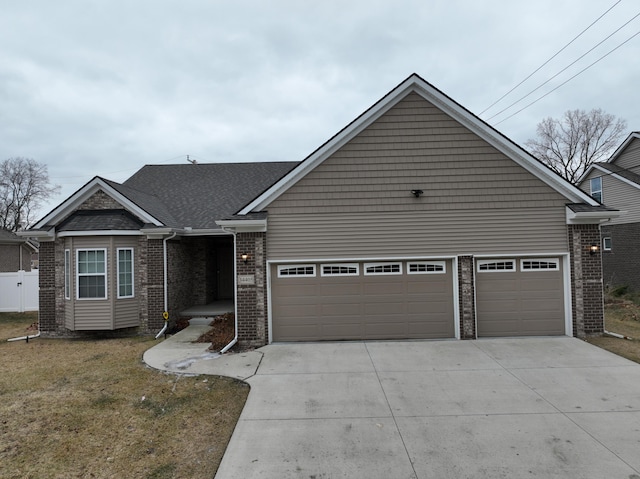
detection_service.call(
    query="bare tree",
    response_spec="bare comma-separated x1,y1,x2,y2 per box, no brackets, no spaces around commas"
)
0,157,60,231
525,109,627,184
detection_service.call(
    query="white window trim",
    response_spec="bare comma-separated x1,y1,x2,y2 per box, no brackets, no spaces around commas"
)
76,248,107,300
602,237,612,251
320,263,359,277
117,247,135,299
277,264,316,278
64,249,70,300
407,261,446,274
520,258,560,272
364,262,403,275
477,259,516,273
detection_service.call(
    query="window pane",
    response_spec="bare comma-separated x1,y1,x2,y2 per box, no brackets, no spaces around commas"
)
118,249,134,298
78,276,105,298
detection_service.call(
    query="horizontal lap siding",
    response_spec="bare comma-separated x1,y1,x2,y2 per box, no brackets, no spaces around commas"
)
265,92,569,259
65,236,141,330
613,138,640,171
268,208,567,259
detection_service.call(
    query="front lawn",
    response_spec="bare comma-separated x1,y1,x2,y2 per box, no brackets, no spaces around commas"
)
0,312,248,479
587,296,640,364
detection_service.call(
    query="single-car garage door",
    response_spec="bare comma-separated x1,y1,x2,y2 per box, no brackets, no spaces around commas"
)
271,260,455,341
476,257,565,337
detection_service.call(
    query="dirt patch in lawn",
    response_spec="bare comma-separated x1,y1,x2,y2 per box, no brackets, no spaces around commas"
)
0,312,249,479
586,298,640,364
193,313,236,352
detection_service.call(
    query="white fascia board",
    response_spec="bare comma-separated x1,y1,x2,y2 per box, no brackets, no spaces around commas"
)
239,75,597,215
180,228,232,236
140,227,176,239
591,164,640,191
57,230,143,237
16,229,55,241
606,132,640,164
408,81,598,206
215,219,267,233
32,178,163,229
566,207,624,224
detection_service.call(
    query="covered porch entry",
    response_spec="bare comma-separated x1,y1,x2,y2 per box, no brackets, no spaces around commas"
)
167,234,235,321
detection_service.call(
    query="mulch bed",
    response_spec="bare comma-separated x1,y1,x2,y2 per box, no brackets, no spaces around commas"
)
192,312,236,352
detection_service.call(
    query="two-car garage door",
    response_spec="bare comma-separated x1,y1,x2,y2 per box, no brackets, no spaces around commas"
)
271,260,455,341
271,257,566,342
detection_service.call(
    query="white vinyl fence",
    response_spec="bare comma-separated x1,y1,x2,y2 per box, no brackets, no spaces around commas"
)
0,270,39,312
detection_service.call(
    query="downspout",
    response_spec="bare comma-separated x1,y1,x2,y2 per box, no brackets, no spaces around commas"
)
155,231,177,339
8,331,40,342
219,227,238,353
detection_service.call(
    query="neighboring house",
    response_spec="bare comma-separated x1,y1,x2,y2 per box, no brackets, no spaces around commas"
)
578,131,640,292
0,228,37,272
24,74,618,343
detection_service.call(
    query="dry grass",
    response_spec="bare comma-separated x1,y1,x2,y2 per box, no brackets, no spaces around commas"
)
587,299,640,364
0,312,249,479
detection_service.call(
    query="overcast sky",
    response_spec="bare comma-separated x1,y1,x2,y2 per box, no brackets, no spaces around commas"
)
2,1,639,217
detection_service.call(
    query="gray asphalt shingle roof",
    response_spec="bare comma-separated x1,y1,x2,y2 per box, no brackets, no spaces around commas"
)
120,162,297,229
57,209,145,232
0,228,25,243
595,162,640,188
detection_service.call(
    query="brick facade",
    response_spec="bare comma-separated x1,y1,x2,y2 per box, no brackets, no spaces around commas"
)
458,255,476,339
235,232,268,347
600,223,640,292
0,243,32,272
38,241,57,332
568,224,604,337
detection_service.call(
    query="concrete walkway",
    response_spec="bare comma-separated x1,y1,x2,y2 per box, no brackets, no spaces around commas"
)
144,334,640,479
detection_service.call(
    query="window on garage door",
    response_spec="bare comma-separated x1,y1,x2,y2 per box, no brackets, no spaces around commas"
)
407,261,446,274
520,258,559,271
364,262,402,275
321,263,359,276
477,259,515,272
277,265,316,277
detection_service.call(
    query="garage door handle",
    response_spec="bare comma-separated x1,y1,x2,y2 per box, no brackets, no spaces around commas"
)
17,282,22,287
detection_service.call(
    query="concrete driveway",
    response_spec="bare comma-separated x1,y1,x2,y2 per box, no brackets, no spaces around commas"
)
145,334,640,478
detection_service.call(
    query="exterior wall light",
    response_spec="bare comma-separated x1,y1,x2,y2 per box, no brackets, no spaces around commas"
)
411,189,423,198
241,253,249,263
589,244,599,255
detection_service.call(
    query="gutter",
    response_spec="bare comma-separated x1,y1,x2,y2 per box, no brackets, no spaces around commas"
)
219,226,238,354
604,330,633,340
155,231,177,339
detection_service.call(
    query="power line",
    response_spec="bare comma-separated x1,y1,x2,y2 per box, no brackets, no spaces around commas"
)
488,10,640,122
480,0,622,116
494,28,640,125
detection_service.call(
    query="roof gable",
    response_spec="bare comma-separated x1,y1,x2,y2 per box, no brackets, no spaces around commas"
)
32,177,165,230
239,73,598,215
579,132,640,188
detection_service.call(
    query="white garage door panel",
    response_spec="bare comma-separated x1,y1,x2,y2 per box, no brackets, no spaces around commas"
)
271,260,455,341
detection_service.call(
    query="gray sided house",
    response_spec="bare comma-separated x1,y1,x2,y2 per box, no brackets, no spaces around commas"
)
0,228,37,272
28,74,618,343
578,131,640,292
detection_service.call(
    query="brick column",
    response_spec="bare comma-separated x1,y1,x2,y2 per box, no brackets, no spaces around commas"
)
235,232,268,348
38,241,56,333
458,255,476,339
145,239,165,332
568,224,604,337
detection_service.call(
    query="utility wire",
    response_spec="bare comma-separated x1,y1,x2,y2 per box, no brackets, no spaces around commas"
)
494,28,640,125
488,11,640,122
480,0,622,116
